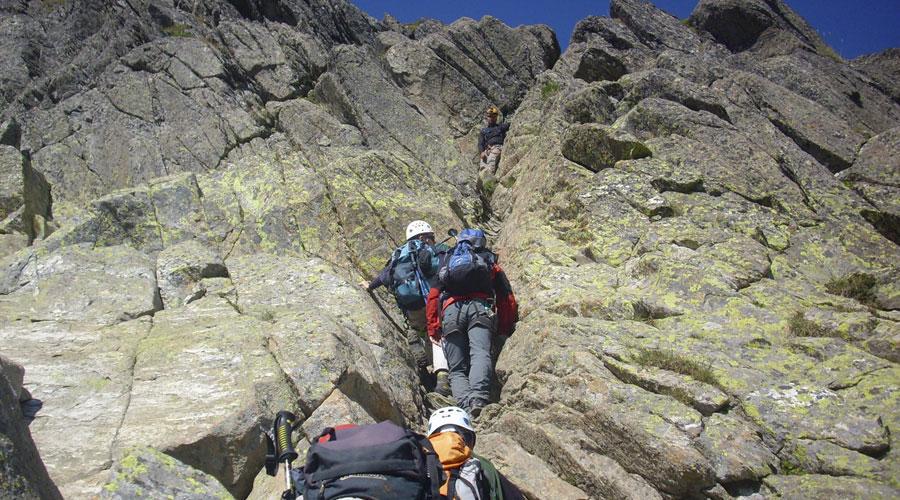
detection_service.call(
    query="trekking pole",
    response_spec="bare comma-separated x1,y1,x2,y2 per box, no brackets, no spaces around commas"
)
439,228,458,246
274,411,299,495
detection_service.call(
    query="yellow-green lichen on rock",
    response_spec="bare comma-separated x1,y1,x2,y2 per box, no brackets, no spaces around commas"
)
102,447,233,499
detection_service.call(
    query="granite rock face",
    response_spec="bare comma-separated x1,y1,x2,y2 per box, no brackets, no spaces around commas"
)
0,0,897,499
0,1,557,498
0,355,62,500
482,0,898,497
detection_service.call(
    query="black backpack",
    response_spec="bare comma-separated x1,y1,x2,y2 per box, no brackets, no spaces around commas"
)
293,421,444,500
438,229,495,296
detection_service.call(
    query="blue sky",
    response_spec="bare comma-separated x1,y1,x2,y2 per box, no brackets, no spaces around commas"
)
352,0,900,60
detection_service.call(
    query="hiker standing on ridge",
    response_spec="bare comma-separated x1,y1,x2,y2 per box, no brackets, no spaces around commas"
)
426,229,518,417
360,220,452,396
478,105,510,181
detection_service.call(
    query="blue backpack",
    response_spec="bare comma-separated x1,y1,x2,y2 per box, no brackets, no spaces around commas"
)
389,239,435,310
439,229,495,295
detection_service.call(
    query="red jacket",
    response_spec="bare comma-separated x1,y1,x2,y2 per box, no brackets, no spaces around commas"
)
426,262,518,340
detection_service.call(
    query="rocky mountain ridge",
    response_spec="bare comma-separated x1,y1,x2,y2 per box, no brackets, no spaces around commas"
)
0,0,897,498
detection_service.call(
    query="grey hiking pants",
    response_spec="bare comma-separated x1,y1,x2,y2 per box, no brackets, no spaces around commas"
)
440,299,495,411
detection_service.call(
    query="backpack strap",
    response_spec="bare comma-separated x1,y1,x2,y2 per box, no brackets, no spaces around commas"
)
306,459,421,484
447,468,461,500
474,467,489,500
472,453,506,500
418,434,444,500
388,247,402,286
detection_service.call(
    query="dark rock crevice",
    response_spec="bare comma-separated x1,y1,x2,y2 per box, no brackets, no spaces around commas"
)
221,184,246,261
769,117,853,173
109,318,153,462
721,479,764,497
225,0,298,26
21,150,53,243
860,209,900,246
651,177,706,194
101,90,153,123
263,333,309,418
774,156,817,214
213,127,273,171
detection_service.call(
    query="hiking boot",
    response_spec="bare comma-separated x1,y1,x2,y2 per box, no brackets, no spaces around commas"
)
409,340,429,369
469,403,485,419
434,371,451,397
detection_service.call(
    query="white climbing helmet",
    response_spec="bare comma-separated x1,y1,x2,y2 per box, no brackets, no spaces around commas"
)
428,406,474,436
405,220,434,241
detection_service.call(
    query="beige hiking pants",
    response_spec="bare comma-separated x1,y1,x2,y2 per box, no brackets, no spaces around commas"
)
405,307,449,372
479,145,502,174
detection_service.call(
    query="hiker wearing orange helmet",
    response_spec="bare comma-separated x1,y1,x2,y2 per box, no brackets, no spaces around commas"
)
478,105,510,177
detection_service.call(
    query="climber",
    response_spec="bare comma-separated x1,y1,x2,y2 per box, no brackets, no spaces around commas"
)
426,229,518,417
478,105,510,177
428,406,524,500
360,220,452,396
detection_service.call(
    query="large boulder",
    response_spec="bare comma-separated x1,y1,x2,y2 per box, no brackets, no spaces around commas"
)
385,16,559,137
0,355,24,402
690,1,900,134
853,48,900,104
689,0,832,56
111,298,294,498
0,246,426,497
155,239,228,308
838,127,900,244
561,123,651,172
476,433,589,499
609,0,709,53
101,447,234,499
0,319,150,498
763,474,898,499
0,243,161,325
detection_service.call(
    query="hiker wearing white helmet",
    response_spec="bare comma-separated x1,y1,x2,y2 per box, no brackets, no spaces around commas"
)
405,220,434,241
428,406,476,444
427,407,524,500
360,220,452,396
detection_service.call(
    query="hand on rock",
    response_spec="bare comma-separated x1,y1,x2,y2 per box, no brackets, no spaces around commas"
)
358,280,370,290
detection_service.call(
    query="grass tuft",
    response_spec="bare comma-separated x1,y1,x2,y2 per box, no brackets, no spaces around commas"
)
788,311,843,339
404,19,424,32
824,273,877,306
162,23,191,37
41,0,66,8
632,348,717,385
257,309,276,322
541,81,561,101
